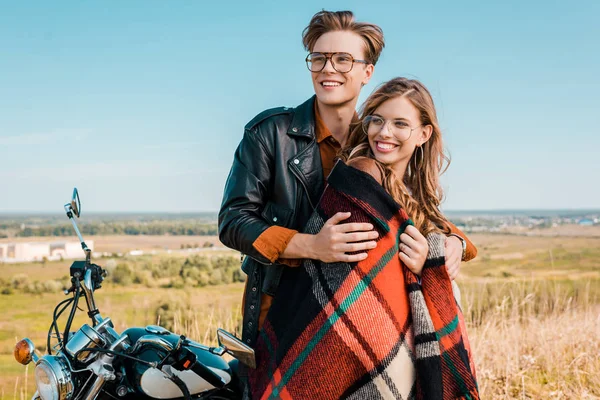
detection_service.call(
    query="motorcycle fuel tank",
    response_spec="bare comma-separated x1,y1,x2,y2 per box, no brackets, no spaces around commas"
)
122,327,232,399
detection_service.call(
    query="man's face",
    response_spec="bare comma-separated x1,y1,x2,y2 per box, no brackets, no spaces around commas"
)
310,31,374,108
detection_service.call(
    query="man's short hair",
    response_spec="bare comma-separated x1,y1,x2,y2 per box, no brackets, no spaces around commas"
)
302,10,385,66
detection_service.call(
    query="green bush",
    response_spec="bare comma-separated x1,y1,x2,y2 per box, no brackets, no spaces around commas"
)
180,266,202,284
167,277,186,289
110,263,135,285
209,269,223,286
11,274,29,289
183,255,212,272
197,271,210,287
153,258,182,278
100,255,244,288
133,269,153,286
23,280,64,294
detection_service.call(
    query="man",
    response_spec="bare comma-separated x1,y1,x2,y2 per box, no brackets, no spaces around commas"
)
218,10,476,351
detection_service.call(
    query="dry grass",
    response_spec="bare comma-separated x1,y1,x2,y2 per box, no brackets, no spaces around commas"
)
461,280,600,399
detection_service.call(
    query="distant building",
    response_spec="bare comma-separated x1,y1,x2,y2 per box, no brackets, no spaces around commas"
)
0,241,94,263
578,219,594,226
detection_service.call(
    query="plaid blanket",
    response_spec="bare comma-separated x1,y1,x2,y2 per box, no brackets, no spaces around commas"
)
247,161,478,400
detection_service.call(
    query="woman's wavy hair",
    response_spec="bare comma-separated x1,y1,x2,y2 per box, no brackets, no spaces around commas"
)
340,77,451,235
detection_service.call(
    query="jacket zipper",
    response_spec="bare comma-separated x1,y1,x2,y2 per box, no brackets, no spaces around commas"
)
290,163,316,211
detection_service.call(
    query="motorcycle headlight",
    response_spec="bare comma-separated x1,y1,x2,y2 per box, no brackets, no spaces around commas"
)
35,356,74,400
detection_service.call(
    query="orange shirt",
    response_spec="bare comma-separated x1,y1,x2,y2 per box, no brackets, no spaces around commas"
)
315,101,343,181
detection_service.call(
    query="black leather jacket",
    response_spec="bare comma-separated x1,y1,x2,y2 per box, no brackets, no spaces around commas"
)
218,96,324,347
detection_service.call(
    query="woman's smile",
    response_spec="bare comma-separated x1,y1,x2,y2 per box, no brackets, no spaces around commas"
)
374,140,400,153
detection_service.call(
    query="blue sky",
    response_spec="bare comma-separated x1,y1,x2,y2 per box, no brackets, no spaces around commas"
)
1,1,599,212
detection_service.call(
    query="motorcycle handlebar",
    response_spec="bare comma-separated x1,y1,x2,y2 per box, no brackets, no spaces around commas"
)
189,359,227,389
170,345,227,389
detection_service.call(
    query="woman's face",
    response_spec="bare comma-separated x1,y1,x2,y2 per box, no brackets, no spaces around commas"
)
365,95,432,177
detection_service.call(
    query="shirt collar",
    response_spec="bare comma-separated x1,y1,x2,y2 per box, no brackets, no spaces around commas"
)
314,101,332,144
314,102,359,144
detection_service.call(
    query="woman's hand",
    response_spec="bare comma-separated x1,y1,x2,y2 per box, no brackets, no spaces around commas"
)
308,212,379,263
445,236,463,280
399,225,428,276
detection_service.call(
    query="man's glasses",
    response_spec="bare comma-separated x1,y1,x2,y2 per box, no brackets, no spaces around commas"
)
362,115,422,142
305,52,369,73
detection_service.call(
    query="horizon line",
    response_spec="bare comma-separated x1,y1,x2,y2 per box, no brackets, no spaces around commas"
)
1,207,600,215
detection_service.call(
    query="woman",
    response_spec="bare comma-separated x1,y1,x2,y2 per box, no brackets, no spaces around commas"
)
342,77,455,277
247,78,478,400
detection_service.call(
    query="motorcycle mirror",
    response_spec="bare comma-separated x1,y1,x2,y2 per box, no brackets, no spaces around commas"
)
71,188,81,218
14,338,39,366
217,329,256,369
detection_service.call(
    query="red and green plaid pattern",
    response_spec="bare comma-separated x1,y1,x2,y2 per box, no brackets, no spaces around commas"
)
247,161,478,400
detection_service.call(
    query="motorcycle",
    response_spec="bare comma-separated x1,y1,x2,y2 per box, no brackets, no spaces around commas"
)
14,188,255,400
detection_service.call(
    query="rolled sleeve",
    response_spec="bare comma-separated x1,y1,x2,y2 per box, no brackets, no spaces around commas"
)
253,225,301,266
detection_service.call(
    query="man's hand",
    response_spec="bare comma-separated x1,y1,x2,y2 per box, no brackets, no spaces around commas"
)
399,225,428,276
309,212,378,263
445,235,463,280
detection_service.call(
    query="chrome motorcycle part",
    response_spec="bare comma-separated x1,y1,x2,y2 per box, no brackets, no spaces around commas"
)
81,352,118,399
82,375,107,400
64,190,91,263
116,385,128,397
182,339,213,353
14,338,39,365
70,188,80,218
107,333,131,352
81,269,98,316
145,325,170,335
129,335,175,354
94,316,112,331
217,328,256,369
87,355,117,381
95,317,122,344
34,355,74,400
64,324,105,363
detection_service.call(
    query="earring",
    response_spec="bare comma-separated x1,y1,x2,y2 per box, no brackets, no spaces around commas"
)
413,145,424,171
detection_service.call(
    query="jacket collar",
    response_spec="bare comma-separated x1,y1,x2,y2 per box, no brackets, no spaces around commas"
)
287,96,316,139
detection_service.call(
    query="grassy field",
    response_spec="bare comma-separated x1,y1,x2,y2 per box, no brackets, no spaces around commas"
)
0,234,223,253
1,233,599,399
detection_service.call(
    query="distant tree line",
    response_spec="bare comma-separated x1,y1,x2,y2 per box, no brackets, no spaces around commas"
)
15,222,218,237
1,254,244,295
